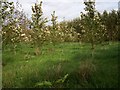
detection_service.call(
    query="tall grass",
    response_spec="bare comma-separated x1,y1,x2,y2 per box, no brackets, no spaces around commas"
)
2,42,119,88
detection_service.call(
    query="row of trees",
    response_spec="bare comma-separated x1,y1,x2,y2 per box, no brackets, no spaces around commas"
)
67,8,119,42
1,0,119,51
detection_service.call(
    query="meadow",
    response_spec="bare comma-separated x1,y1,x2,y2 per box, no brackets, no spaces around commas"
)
1,0,120,88
2,42,119,88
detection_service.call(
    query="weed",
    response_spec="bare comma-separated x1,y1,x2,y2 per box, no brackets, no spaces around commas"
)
78,60,96,81
34,74,69,88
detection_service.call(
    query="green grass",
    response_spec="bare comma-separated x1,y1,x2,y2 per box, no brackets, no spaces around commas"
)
2,42,119,88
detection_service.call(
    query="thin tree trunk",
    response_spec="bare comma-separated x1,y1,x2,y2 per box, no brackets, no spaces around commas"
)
91,35,95,59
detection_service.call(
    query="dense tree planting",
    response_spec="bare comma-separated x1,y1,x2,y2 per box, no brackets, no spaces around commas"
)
1,0,119,88
1,0,119,49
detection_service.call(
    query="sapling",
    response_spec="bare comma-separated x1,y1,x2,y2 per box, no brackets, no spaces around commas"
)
31,1,48,55
80,0,105,58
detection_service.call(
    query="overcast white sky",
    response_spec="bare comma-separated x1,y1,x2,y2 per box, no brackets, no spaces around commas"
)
8,0,119,22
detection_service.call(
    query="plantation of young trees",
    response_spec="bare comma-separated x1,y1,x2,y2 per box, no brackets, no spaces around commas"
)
1,0,119,88
1,1,119,50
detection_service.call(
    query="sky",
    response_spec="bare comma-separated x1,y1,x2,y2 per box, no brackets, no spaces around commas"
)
8,0,119,22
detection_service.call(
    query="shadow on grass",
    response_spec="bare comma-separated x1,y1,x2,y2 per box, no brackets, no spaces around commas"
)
22,42,119,88
2,42,119,88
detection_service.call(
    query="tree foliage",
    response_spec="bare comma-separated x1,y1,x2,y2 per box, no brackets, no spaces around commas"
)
80,0,104,49
31,1,48,47
1,0,119,50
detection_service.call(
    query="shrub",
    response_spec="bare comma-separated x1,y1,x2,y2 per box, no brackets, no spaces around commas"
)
78,60,96,81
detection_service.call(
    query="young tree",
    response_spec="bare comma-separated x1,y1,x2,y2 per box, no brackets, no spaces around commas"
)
80,0,105,57
31,1,48,55
81,0,105,47
81,0,96,49
50,11,58,45
1,1,17,48
1,1,31,49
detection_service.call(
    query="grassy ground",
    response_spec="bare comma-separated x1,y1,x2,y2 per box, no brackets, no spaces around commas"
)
2,42,119,88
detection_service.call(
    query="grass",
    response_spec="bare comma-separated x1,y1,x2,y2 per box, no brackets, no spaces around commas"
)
2,42,119,88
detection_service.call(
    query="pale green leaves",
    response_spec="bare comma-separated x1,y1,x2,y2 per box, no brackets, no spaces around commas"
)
35,74,69,88
35,81,52,88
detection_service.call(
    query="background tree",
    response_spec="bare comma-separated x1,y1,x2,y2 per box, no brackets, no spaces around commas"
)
67,18,82,41
100,10,109,42
108,10,118,41
50,11,58,45
100,10,118,42
117,10,120,41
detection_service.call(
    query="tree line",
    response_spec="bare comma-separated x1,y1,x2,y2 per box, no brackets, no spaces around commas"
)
1,0,119,51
